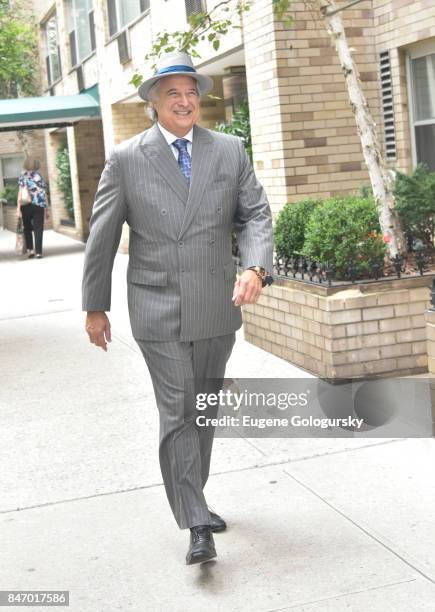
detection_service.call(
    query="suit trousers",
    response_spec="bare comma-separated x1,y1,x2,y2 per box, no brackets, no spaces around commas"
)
21,204,44,255
136,332,236,529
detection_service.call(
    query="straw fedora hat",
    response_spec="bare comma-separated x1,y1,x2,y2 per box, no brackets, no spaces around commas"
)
138,51,214,101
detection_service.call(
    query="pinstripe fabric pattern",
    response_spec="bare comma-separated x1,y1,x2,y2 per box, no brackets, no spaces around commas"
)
137,333,236,529
82,123,274,342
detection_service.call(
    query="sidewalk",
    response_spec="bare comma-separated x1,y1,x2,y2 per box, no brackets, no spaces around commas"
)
1,229,434,612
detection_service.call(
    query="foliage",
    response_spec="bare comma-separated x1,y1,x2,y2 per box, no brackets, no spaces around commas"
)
0,184,19,205
393,163,435,249
274,199,320,258
131,1,250,86
0,0,38,98
56,144,74,220
302,195,387,279
215,102,252,160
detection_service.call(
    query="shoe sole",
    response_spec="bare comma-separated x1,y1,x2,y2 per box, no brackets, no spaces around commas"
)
210,524,226,533
186,551,217,565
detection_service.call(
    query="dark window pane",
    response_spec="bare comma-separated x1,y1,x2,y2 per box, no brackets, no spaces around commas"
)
69,30,77,66
117,31,131,64
140,0,149,11
415,124,435,171
46,55,52,86
89,10,96,50
108,0,117,36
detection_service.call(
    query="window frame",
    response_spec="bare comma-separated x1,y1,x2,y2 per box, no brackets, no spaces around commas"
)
0,155,25,193
106,0,150,40
66,0,96,69
406,40,435,169
43,12,62,87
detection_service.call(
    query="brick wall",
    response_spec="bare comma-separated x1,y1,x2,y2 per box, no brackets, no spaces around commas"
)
242,0,379,215
244,276,433,379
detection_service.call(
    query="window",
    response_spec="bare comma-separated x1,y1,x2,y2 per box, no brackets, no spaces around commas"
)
44,14,62,86
107,0,149,37
408,45,435,171
185,0,203,19
1,156,24,189
66,0,96,67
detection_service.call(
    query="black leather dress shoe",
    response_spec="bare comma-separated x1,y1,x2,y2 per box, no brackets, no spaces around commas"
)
208,510,227,533
186,525,217,565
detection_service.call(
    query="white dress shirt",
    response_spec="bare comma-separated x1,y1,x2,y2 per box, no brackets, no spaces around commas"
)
157,123,193,160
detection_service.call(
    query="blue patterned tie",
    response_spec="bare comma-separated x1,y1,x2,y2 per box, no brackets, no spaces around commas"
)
172,138,191,184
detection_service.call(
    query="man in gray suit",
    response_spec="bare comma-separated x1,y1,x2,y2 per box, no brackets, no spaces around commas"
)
82,51,273,565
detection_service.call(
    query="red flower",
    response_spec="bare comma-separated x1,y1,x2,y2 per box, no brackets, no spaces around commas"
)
382,233,391,243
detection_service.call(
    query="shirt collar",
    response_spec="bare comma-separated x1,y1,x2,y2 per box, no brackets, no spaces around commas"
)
157,122,193,146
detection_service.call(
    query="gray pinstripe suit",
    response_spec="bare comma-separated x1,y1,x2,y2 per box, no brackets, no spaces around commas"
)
82,122,273,528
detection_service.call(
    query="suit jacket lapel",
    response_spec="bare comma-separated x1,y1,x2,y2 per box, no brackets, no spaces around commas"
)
139,123,189,204
178,124,214,239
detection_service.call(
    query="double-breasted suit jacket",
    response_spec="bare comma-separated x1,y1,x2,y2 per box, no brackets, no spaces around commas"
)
82,123,274,341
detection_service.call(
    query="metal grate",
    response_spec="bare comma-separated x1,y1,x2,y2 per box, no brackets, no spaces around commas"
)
185,0,203,19
379,50,396,160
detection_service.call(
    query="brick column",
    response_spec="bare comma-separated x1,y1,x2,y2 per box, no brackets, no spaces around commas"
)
242,0,379,215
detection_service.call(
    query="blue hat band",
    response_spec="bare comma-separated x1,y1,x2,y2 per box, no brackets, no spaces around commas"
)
156,65,197,76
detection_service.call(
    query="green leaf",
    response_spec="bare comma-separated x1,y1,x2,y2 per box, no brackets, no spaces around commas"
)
213,39,220,51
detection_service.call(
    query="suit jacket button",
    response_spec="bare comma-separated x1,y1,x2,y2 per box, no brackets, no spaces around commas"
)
161,209,167,216
217,207,222,213
178,241,184,247
210,267,215,274
210,239,215,245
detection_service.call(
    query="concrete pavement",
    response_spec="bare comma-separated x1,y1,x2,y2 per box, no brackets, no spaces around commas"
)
1,229,434,611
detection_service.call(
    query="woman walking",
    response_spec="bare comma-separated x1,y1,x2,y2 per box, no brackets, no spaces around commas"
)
16,158,49,258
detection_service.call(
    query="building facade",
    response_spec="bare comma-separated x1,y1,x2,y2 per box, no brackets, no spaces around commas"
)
20,0,435,243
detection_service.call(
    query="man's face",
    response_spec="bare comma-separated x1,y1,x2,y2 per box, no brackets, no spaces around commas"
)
153,75,200,137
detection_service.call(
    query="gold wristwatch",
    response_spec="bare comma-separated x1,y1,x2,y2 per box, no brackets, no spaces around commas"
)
247,266,272,287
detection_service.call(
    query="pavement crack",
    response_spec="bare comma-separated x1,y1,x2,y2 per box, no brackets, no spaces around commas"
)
266,577,419,611
0,482,164,515
282,468,435,586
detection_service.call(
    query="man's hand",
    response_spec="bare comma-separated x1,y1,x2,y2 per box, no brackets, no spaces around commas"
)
232,270,262,306
86,311,112,351
16,207,22,218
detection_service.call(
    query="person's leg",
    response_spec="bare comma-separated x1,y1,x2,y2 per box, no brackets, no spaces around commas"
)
20,205,34,253
136,339,211,530
32,205,45,256
192,333,236,488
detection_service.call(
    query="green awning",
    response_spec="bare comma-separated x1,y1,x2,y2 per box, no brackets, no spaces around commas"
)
0,85,100,131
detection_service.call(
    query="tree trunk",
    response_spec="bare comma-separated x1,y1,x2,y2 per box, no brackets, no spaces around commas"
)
320,0,406,257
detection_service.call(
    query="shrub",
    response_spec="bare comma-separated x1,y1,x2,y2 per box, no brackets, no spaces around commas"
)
56,143,74,220
393,163,435,248
302,195,387,279
274,199,321,259
215,102,252,161
0,184,18,204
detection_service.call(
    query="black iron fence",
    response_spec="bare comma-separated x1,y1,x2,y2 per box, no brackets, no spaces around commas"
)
273,248,433,287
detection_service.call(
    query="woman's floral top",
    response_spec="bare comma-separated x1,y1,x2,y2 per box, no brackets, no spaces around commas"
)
18,171,48,208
